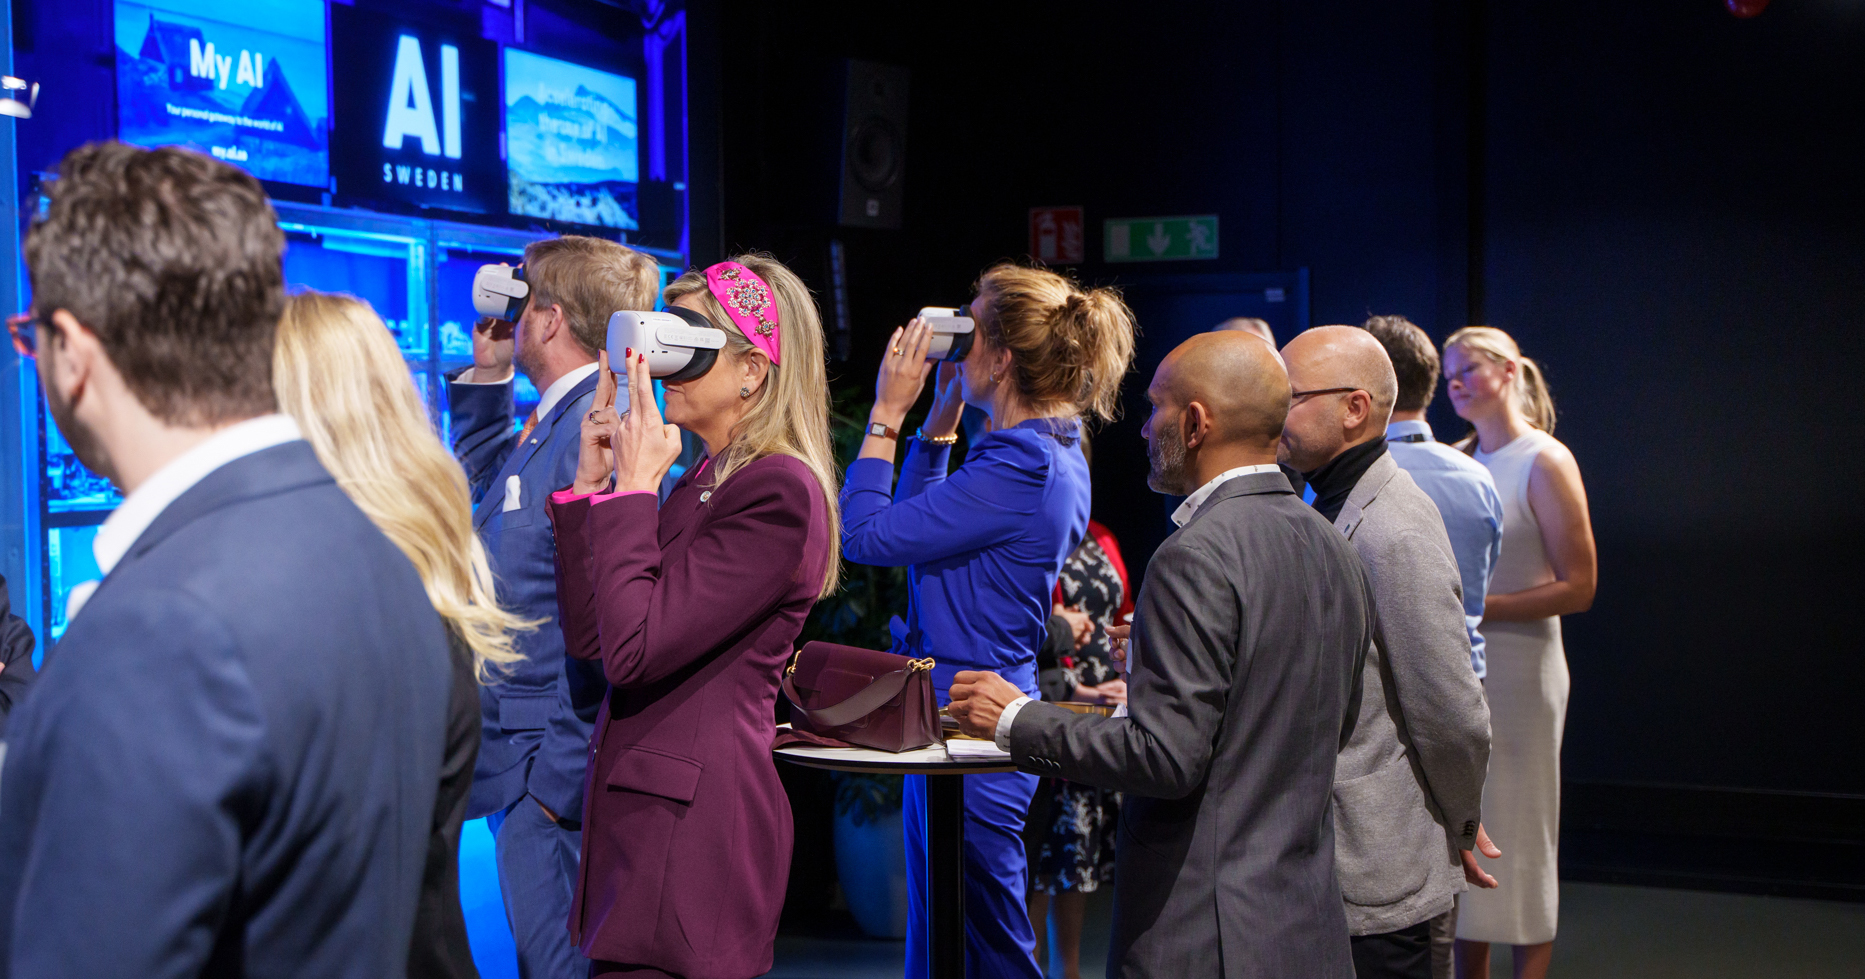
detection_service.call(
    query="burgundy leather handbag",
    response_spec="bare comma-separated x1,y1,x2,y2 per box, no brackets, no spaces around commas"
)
780,641,941,752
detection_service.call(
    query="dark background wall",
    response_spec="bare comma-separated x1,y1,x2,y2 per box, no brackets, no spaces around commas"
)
722,0,1864,901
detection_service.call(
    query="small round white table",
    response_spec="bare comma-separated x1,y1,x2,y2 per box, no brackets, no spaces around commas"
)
775,736,1016,979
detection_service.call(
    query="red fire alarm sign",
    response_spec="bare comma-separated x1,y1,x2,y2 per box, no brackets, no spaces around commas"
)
1029,206,1085,265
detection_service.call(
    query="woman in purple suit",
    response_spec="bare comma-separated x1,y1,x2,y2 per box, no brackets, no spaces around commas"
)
547,255,841,979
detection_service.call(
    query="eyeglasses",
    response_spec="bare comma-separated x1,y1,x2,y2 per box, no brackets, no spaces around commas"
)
1290,386,1359,404
7,312,38,360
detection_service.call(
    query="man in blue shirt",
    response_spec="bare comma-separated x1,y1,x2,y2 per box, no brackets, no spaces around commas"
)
1362,316,1503,678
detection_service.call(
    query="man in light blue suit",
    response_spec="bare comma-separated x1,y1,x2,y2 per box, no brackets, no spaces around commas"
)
1362,316,1503,680
449,235,661,979
0,143,453,977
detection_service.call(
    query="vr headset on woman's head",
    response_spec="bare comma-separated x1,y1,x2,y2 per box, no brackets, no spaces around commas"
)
607,308,728,382
920,306,975,362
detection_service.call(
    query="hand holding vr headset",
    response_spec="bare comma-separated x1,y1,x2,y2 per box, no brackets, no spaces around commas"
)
865,307,976,456
573,348,684,496
470,263,530,381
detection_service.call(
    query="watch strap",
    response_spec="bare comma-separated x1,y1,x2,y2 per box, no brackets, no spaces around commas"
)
866,421,900,440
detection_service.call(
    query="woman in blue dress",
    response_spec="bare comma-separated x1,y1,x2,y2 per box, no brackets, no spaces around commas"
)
841,264,1136,979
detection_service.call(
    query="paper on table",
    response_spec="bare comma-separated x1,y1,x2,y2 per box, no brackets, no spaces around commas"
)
944,738,1012,762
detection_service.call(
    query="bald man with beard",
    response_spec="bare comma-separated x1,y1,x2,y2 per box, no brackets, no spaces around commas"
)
949,332,1374,979
1280,326,1494,979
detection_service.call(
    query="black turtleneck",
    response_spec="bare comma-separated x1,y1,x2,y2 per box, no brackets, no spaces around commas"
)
1304,438,1388,523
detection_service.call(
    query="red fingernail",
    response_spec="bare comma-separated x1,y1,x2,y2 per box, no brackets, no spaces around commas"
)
624,347,633,358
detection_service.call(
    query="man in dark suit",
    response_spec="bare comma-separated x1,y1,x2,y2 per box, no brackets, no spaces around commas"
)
950,332,1374,979
448,235,661,979
0,142,453,977
0,575,37,730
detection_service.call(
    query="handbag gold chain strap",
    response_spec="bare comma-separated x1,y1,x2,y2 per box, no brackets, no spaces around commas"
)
788,649,936,676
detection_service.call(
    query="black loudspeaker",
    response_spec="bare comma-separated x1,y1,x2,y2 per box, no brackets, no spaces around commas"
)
837,60,909,230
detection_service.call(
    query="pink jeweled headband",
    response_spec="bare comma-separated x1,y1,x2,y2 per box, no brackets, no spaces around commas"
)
703,261,782,365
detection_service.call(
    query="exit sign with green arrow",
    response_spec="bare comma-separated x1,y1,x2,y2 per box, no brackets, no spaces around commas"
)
1103,215,1219,262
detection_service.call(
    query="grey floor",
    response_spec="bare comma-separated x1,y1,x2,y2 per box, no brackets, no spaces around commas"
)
765,883,1865,979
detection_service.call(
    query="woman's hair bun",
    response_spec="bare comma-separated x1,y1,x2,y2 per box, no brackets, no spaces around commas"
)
974,264,1137,424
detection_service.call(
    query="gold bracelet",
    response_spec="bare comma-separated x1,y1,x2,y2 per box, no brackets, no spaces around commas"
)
914,427,959,445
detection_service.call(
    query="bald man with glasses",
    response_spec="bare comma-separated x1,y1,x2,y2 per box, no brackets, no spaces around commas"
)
1280,326,1494,979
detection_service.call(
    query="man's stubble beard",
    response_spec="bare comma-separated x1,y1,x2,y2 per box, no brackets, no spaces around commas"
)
1146,422,1191,495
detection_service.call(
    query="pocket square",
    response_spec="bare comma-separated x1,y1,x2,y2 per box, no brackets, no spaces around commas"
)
503,474,523,512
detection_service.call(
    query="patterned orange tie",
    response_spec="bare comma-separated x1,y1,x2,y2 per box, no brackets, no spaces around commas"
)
516,410,540,444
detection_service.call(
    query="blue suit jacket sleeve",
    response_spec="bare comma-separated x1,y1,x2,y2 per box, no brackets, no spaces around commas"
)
450,369,519,506
0,590,265,978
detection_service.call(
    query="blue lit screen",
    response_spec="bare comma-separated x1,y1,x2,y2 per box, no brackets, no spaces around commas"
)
283,232,423,358
44,413,121,514
45,523,104,641
504,48,639,230
114,0,330,187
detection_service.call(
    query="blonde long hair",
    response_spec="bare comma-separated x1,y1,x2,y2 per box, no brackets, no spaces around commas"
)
1445,326,1557,436
275,291,533,681
663,253,842,597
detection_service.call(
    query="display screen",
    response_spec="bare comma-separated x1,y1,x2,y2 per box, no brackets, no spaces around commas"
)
328,5,504,215
43,414,121,515
46,524,105,642
504,49,640,230
282,231,425,358
113,0,330,187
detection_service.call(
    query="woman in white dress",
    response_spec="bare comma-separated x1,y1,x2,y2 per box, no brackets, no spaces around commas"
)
1442,327,1597,979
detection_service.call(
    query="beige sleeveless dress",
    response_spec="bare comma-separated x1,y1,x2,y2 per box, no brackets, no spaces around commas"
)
1456,429,1570,945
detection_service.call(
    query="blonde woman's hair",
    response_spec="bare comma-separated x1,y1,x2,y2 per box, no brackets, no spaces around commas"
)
1444,325,1557,435
663,253,842,597
275,291,533,682
973,264,1137,424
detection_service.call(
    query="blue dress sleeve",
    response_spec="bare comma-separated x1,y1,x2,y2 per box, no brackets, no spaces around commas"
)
894,439,951,501
841,435,1048,568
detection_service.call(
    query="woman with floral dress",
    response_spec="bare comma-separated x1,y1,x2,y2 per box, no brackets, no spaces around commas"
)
1025,520,1131,979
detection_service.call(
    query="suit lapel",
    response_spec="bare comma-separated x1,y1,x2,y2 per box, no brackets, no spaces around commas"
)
473,373,601,530
656,465,709,553
1333,452,1399,540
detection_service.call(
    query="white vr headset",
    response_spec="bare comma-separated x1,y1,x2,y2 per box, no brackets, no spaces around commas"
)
472,264,530,321
920,306,976,362
607,308,729,382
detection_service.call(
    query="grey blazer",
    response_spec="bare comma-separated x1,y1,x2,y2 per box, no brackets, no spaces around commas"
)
1330,451,1492,935
1007,472,1373,979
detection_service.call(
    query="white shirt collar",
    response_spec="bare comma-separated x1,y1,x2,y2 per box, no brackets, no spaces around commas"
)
536,362,601,421
1170,464,1284,527
1386,418,1433,441
90,414,303,578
